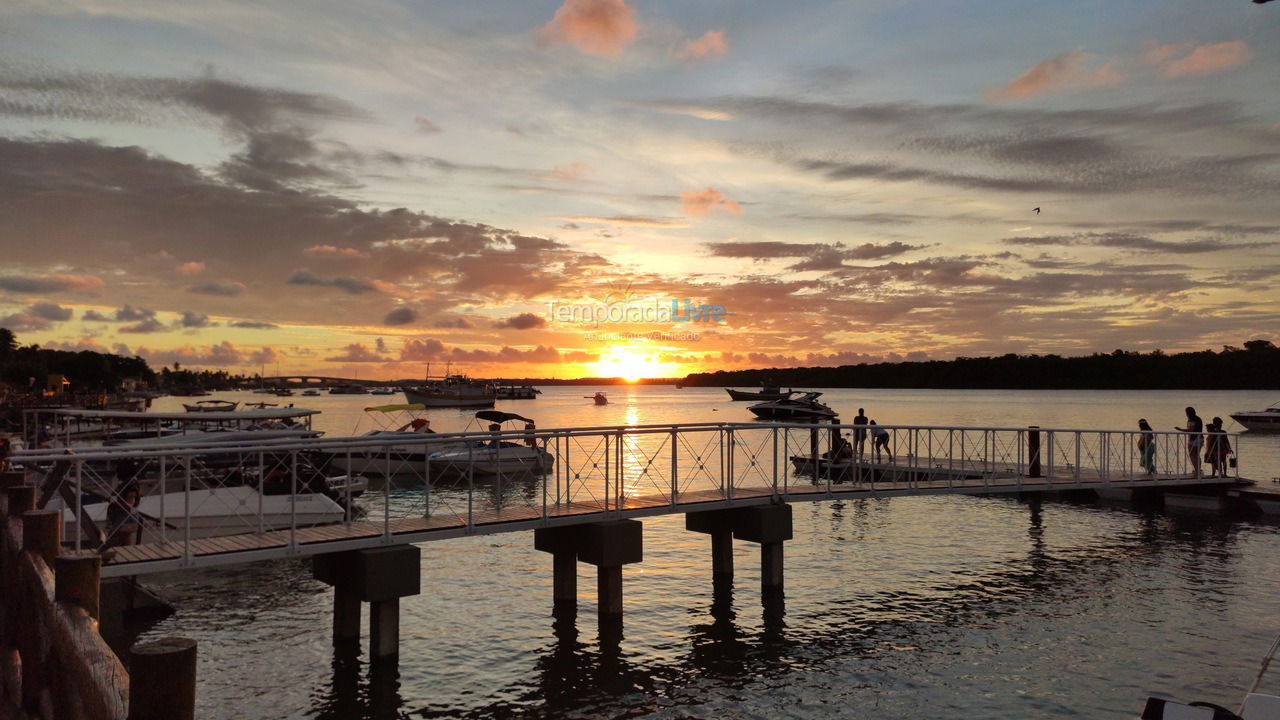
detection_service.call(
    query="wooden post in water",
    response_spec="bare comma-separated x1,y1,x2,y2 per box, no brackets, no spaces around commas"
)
552,550,577,617
5,485,35,516
55,551,102,620
711,529,734,581
1027,426,1042,478
128,637,197,720
22,510,61,568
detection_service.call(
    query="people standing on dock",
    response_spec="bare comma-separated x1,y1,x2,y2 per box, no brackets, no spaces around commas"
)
870,420,893,462
1174,407,1204,477
1137,419,1157,475
852,408,868,459
1206,417,1233,478
104,457,142,548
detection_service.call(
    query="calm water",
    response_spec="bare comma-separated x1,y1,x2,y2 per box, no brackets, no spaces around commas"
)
138,387,1280,718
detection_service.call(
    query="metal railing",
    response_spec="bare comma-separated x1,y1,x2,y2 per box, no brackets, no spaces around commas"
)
7,423,1239,573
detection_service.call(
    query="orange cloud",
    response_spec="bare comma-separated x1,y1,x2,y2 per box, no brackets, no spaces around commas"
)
304,244,371,259
680,187,741,217
986,49,1122,101
539,0,638,58
675,30,728,61
176,261,205,276
1146,40,1254,78
553,161,593,180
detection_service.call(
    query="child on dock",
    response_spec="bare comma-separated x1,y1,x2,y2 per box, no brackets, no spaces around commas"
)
1206,417,1233,478
1137,419,1156,475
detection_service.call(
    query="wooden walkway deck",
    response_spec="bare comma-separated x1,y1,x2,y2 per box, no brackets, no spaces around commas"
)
98,465,1238,577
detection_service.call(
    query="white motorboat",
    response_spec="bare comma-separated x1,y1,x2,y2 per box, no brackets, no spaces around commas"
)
428,410,551,476
403,374,496,408
183,399,238,412
748,392,838,421
54,485,347,541
370,387,397,396
1231,403,1280,432
301,389,321,396
319,404,467,477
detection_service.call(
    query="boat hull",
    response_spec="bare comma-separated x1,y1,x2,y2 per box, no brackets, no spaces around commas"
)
403,388,495,408
1231,413,1280,432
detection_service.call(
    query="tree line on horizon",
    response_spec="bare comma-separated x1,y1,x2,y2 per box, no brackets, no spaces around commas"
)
681,339,1280,390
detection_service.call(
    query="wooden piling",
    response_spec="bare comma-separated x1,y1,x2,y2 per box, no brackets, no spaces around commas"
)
5,485,35,516
22,510,61,568
128,637,197,720
55,551,102,621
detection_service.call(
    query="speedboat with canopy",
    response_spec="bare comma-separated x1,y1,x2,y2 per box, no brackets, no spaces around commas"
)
427,410,553,476
748,392,838,421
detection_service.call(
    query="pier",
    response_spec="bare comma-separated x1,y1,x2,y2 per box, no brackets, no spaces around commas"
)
1,421,1247,716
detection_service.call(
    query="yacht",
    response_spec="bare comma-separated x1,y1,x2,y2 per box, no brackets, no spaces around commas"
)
403,374,496,408
494,384,541,400
329,384,368,395
1230,403,1280,432
748,392,838,421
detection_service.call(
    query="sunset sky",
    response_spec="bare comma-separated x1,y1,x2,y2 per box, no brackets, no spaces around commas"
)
2,0,1278,379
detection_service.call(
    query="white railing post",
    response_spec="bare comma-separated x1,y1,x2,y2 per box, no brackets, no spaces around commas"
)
772,425,779,498
183,455,192,565
291,449,300,550
257,451,265,534
670,429,678,506
73,460,82,552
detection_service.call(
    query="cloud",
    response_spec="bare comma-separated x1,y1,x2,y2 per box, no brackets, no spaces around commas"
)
400,338,564,364
1146,40,1254,78
1002,232,1275,254
179,310,214,328
708,241,919,267
0,301,73,331
383,306,418,326
324,343,387,363
286,269,379,294
114,305,156,322
680,187,741,216
413,116,441,134
229,320,278,329
247,346,279,365
674,30,728,61
553,215,683,227
29,301,73,321
494,312,548,330
987,49,1122,101
134,341,248,367
82,310,110,322
538,0,638,58
433,317,474,329
187,281,246,296
0,273,104,294
120,317,167,334
552,162,593,181
176,261,205,276
304,244,371,260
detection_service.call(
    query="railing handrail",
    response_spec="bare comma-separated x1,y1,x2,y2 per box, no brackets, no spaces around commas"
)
9,421,1239,464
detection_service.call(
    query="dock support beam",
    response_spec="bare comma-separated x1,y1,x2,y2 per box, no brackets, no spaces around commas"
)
312,545,421,663
535,520,643,635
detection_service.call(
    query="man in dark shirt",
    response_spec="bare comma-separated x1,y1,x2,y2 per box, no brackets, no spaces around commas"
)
1174,406,1204,477
852,408,869,460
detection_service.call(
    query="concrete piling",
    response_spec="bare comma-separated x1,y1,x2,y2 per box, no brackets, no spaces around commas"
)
536,520,642,634
688,504,793,605
312,545,422,663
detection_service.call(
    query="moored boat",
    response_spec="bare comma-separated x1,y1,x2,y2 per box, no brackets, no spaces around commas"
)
1231,403,1280,432
726,386,793,401
403,374,495,408
182,399,238,412
748,392,837,421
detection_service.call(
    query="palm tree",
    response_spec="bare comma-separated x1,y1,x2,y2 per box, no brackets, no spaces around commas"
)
0,328,16,359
